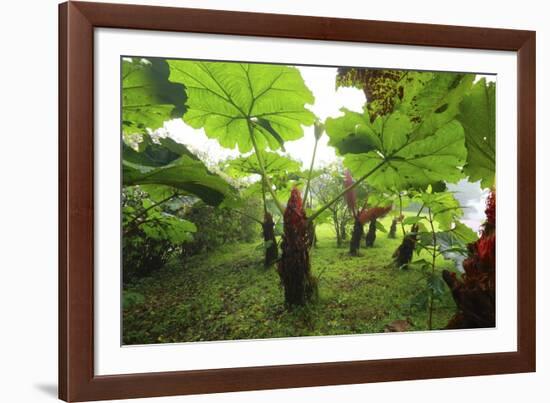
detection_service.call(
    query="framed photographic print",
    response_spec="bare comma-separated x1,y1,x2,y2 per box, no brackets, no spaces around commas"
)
59,1,536,401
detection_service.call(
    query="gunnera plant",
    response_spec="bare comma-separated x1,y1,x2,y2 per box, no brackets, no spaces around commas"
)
277,188,318,307
443,190,496,329
393,224,419,269
364,206,391,247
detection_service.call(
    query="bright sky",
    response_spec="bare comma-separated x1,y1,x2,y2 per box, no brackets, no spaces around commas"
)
157,66,491,233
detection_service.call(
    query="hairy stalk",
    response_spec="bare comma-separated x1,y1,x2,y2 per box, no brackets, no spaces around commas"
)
332,210,342,247
262,212,278,267
231,209,263,225
247,121,285,215
260,176,268,215
303,135,320,203
427,208,437,330
416,203,426,218
398,194,406,237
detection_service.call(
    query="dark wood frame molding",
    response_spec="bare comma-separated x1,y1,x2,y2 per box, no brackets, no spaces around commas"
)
59,1,536,401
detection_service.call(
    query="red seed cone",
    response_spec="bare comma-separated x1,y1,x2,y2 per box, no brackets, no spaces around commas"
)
277,188,318,307
443,189,496,328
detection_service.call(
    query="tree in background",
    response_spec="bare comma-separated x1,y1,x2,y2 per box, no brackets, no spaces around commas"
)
309,166,351,247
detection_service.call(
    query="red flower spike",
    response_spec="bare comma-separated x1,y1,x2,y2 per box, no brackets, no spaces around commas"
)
483,189,496,234
278,187,317,306
476,234,496,270
284,187,306,229
361,206,392,224
357,209,369,225
442,188,496,329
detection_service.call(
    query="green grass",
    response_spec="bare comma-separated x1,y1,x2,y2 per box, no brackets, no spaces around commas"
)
123,216,460,345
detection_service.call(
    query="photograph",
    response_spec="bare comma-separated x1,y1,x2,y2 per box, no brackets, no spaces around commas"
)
121,57,496,345
1,0,543,401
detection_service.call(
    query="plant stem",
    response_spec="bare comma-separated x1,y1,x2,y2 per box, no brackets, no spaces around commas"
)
427,207,437,330
303,135,320,203
398,194,406,237
308,160,386,223
416,202,426,218
247,121,285,215
260,176,268,215
232,209,263,225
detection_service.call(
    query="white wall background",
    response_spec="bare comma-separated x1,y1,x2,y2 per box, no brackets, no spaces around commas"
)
0,0,545,402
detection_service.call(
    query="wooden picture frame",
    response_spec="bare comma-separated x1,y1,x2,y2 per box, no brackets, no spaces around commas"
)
59,1,536,401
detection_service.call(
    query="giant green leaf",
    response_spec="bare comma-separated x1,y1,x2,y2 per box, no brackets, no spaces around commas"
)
324,108,382,155
167,60,316,153
326,71,473,192
123,155,233,207
416,189,463,230
326,109,412,156
224,151,301,178
123,135,197,167
457,78,496,188
123,135,234,206
435,222,478,268
452,221,479,244
335,68,474,138
403,73,475,139
122,58,187,134
341,119,467,190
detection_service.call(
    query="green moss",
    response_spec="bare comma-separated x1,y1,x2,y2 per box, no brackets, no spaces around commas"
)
123,216,459,345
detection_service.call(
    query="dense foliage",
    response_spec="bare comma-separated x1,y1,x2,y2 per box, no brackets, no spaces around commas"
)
180,200,261,257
